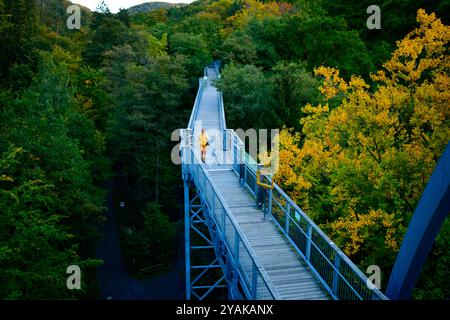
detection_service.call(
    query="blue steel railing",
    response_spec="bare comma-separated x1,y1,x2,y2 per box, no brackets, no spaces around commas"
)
209,61,226,131
218,91,226,131
224,129,388,300
188,77,207,130
184,62,387,300
181,129,280,300
213,61,221,78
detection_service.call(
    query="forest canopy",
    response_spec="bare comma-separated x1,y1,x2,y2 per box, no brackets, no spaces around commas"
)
0,0,448,299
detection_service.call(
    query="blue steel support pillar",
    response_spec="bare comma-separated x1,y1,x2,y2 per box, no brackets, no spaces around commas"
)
189,192,228,300
386,142,450,299
184,181,191,300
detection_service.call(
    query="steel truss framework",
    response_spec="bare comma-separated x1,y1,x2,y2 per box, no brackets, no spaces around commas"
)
181,62,449,301
184,180,244,300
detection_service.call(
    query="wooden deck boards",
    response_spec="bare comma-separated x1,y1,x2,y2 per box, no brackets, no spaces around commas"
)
208,170,329,300
191,67,329,300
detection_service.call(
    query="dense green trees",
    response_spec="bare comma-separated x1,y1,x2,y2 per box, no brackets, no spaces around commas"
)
212,1,448,299
0,0,37,87
91,14,190,274
319,0,450,67
216,63,272,129
83,16,129,66
0,51,106,299
215,61,320,131
105,49,189,213
121,202,176,275
0,1,108,299
169,32,212,78
273,10,449,298
219,31,258,65
271,61,321,130
300,15,374,77
0,0,448,300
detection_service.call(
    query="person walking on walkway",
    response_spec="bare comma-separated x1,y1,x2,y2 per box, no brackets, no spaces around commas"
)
199,128,209,163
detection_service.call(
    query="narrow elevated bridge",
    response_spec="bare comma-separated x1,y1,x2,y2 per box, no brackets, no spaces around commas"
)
180,64,388,300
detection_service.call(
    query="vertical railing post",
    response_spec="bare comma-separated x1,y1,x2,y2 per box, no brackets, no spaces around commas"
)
238,140,245,187
262,189,267,213
233,135,238,172
203,171,207,195
223,127,226,153
332,254,341,297
251,263,258,299
306,225,312,261
221,207,226,237
255,182,261,209
261,189,267,220
232,132,235,168
212,192,215,221
256,164,263,209
268,189,273,219
243,161,247,187
181,129,185,176
234,233,240,265
223,130,227,163
181,129,192,180
194,152,198,179
184,181,191,300
232,233,240,297
285,202,291,235
239,163,245,186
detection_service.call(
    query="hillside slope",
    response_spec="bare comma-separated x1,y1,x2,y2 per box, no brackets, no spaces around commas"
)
127,2,187,14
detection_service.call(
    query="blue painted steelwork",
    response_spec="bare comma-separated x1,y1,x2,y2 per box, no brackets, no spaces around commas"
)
187,78,207,130
386,142,450,300
188,189,228,300
183,63,447,300
182,63,388,300
182,130,280,299
184,180,191,299
183,125,229,300
223,130,388,300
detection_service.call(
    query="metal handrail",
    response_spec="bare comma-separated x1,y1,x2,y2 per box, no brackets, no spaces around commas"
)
182,141,280,300
226,129,388,300
218,91,227,131
272,184,386,297
214,61,227,131
183,63,386,300
187,78,207,130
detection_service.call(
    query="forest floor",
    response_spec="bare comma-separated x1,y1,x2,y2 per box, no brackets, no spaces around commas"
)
96,183,185,300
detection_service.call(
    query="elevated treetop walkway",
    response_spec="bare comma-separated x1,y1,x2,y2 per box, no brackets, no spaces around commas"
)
181,63,388,300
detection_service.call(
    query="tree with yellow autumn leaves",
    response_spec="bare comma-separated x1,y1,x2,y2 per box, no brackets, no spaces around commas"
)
274,9,449,296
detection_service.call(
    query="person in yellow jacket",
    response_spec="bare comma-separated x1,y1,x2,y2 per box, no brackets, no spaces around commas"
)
199,128,209,163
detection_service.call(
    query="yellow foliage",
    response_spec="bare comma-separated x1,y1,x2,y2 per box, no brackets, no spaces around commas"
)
51,45,81,73
330,209,400,256
207,0,235,19
276,10,450,262
1,175,14,182
225,0,291,31
314,67,349,99
372,9,450,85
